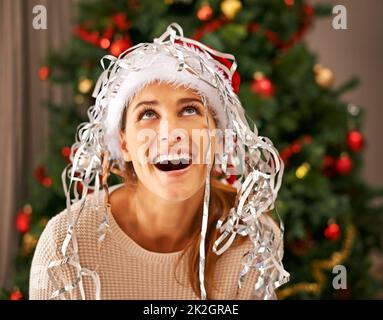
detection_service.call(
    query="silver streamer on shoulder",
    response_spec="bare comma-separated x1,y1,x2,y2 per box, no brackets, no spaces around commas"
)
49,22,289,300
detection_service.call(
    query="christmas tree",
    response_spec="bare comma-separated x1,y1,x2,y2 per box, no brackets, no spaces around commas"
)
3,0,383,300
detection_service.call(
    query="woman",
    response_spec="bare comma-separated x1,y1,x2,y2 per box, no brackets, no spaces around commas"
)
29,23,289,300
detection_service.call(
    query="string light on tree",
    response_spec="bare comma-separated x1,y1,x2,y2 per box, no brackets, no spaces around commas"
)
220,0,242,20
314,64,334,88
296,162,310,179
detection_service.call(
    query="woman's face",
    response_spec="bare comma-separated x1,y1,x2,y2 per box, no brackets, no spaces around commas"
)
120,81,217,201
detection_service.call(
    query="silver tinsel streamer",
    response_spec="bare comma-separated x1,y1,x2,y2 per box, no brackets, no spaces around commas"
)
49,22,289,300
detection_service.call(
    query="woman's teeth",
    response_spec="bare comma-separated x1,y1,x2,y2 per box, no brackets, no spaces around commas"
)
154,153,191,171
156,153,191,165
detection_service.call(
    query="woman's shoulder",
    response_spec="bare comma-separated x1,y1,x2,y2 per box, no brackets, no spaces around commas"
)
41,192,107,247
29,192,106,299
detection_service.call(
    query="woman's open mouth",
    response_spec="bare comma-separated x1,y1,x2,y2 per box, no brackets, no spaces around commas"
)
153,153,191,172
154,162,190,171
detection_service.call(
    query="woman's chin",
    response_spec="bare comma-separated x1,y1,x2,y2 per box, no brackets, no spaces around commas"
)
140,164,206,201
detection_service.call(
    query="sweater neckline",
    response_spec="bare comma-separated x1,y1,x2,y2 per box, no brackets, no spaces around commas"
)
105,183,189,264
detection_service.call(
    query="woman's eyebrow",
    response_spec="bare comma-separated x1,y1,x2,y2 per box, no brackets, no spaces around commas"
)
133,98,203,111
133,100,159,111
177,97,203,105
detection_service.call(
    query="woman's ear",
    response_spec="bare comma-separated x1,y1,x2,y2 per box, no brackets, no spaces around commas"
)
120,132,132,162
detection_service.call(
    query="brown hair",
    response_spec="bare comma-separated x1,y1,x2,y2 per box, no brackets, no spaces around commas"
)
119,106,247,299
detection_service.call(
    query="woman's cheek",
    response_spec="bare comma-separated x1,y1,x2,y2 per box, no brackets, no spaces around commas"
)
131,127,156,165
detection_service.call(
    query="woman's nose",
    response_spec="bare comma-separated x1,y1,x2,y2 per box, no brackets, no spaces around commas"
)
158,118,187,146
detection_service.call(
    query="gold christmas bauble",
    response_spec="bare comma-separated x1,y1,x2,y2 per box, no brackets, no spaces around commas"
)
21,233,38,256
314,64,334,88
221,0,242,20
74,94,85,105
78,76,93,94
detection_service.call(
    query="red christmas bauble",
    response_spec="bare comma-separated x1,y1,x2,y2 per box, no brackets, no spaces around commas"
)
38,66,50,81
74,26,99,46
336,154,353,175
34,165,48,183
112,12,131,31
102,26,114,40
284,0,294,7
34,165,52,187
302,135,313,144
100,37,111,49
16,211,30,233
109,36,133,57
197,4,213,21
321,155,336,178
9,289,23,300
61,146,71,159
250,77,275,98
99,27,114,49
280,147,293,163
42,177,53,188
291,142,301,154
347,130,364,152
324,223,341,241
303,4,315,17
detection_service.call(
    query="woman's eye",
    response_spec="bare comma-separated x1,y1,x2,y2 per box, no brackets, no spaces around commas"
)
182,106,199,116
140,109,157,120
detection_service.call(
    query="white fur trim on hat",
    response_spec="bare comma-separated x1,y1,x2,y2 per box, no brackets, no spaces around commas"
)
103,44,235,161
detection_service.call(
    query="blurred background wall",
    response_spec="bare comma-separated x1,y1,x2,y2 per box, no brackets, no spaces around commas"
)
0,0,382,288
0,0,73,288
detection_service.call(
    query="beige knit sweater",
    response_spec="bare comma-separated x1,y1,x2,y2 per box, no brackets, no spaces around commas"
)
29,184,279,300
